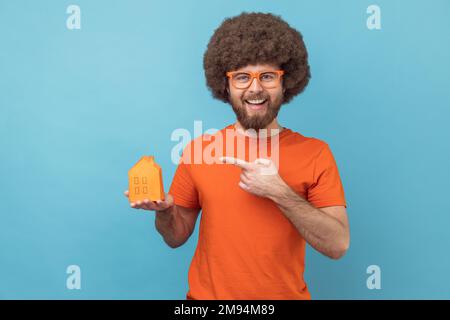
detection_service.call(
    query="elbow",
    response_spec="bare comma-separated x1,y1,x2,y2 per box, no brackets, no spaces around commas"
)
329,248,347,260
329,238,350,260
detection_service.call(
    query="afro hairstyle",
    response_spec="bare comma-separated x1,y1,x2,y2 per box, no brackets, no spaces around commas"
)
203,12,311,104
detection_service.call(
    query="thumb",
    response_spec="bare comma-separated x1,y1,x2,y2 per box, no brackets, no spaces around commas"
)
157,193,173,206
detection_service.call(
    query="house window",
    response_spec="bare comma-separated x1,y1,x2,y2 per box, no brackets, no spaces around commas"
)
142,177,147,184
143,187,148,194
135,187,139,194
134,177,139,184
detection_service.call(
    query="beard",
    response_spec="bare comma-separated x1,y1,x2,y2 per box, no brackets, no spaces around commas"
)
229,92,284,131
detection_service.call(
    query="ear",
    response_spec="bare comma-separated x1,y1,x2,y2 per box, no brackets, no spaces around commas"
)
225,86,230,101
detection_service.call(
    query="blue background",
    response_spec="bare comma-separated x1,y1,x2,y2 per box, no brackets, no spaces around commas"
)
1,0,449,299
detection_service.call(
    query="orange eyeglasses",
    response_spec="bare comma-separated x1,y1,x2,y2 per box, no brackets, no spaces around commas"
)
226,70,285,89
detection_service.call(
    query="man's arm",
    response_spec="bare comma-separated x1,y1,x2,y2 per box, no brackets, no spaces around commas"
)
219,156,350,260
124,191,201,248
267,184,350,259
155,202,201,248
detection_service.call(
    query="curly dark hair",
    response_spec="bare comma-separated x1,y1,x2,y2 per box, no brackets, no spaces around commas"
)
203,12,311,104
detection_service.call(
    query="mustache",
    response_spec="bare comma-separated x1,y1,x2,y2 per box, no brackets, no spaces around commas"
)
242,95,270,101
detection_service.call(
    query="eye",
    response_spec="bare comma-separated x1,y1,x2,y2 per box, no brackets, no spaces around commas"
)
234,73,250,82
260,72,277,81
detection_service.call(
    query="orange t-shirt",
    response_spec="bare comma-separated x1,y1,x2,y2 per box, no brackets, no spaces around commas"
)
169,124,347,300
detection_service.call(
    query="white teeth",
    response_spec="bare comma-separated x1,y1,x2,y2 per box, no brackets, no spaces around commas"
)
246,99,266,104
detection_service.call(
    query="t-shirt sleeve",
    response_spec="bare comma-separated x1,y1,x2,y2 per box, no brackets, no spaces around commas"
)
307,144,347,208
168,144,201,209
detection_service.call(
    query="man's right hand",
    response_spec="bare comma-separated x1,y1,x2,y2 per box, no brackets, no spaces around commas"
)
124,190,174,212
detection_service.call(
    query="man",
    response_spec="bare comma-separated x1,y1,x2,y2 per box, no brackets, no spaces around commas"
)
124,12,349,300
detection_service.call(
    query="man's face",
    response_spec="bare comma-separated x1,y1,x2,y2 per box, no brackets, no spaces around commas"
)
227,63,285,131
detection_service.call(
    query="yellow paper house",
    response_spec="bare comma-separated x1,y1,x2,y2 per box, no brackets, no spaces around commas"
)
128,156,165,202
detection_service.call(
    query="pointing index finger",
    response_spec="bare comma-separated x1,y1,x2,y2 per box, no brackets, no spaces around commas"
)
219,156,252,169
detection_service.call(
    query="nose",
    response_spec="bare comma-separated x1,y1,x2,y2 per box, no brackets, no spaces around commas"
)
248,77,263,93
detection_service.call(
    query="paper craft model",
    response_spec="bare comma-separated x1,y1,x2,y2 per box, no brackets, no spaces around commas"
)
128,156,165,202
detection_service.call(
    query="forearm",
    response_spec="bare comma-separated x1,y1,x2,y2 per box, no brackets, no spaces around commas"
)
155,205,190,248
268,181,348,259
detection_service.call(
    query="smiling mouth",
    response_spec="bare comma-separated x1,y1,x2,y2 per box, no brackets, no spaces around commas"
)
244,98,268,111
